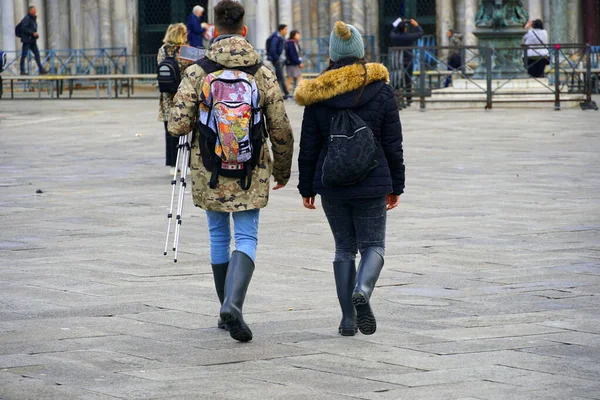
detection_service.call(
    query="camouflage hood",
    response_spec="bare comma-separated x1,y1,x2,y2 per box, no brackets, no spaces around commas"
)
206,35,262,69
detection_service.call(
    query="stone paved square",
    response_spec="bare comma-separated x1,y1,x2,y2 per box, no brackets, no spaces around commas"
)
1,99,599,399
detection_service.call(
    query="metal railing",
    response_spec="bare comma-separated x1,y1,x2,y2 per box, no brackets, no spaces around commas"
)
1,48,128,76
386,44,599,111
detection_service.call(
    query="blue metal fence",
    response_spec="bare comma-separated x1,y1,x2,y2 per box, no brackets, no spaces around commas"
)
1,48,128,76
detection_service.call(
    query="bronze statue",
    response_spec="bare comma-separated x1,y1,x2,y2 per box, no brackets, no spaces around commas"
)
476,0,529,28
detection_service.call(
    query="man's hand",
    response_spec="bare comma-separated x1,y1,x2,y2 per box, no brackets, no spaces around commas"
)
303,197,316,210
410,19,419,27
386,194,400,211
33,33,39,38
299,63,304,69
273,181,286,191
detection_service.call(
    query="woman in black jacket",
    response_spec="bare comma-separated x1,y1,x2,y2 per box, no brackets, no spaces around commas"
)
295,21,405,337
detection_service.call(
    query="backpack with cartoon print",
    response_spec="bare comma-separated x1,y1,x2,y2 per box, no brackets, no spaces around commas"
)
195,58,266,190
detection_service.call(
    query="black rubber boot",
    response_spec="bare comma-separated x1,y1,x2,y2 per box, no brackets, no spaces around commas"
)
352,249,384,335
333,261,357,336
219,251,255,342
211,262,229,330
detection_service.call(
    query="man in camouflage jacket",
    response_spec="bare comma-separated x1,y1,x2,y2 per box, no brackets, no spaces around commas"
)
168,0,294,343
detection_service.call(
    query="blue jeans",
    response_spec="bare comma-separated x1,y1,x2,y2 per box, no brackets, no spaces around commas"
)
322,196,387,262
206,210,260,264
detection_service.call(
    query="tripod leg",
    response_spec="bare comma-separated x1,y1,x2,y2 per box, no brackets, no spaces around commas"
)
173,133,192,263
164,135,186,255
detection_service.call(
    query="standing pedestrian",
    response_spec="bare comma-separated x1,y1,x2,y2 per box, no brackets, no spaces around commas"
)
186,5,206,48
168,0,294,343
295,21,405,337
444,29,463,87
390,18,424,105
268,24,290,99
17,6,47,75
285,30,303,95
157,23,193,174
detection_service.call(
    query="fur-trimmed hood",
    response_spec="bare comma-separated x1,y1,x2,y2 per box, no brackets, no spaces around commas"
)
294,63,390,107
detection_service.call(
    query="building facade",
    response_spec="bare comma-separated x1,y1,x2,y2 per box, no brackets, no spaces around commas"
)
1,0,598,69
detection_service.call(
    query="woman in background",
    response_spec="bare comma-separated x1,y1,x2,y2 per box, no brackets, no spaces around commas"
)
157,23,193,174
285,30,303,95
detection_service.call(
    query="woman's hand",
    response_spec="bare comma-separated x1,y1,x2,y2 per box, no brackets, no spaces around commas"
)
386,194,400,211
303,197,316,210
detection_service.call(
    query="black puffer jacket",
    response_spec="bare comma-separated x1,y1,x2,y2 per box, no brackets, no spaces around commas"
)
295,60,405,199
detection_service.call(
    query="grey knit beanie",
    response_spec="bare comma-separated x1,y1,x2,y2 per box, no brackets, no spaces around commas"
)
329,21,365,62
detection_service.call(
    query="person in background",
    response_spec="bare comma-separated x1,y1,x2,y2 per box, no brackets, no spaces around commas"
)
296,21,404,337
523,19,549,78
268,24,290,99
202,23,216,48
390,18,423,105
285,30,303,95
444,29,463,87
186,5,206,48
157,23,193,174
18,6,47,75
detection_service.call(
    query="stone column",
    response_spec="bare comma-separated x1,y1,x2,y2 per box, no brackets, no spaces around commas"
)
126,0,138,72
292,1,302,36
550,0,568,44
352,0,365,34
543,0,551,39
330,0,341,28
582,0,598,44
317,0,329,38
13,0,27,50
111,0,128,49
99,0,112,48
1,0,16,52
35,0,47,50
310,0,319,38
301,0,312,38
365,0,378,57
69,0,83,49
82,0,100,49
341,0,352,23
59,0,69,49
46,0,61,49
464,0,477,46
528,0,544,20
567,0,581,44
436,0,454,60
278,0,293,30
255,0,270,51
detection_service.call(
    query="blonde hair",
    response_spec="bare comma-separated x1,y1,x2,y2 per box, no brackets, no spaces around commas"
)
162,23,187,46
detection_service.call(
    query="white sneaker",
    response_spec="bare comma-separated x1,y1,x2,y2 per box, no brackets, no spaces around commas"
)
169,167,176,176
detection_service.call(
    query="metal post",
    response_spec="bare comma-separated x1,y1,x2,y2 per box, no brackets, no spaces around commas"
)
554,46,561,110
419,47,426,110
581,45,599,110
486,48,493,110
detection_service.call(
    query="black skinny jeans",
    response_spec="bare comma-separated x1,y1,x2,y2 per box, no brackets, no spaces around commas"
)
322,196,387,262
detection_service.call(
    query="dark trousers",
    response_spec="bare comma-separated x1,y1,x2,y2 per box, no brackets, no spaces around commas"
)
164,122,179,167
274,60,289,97
444,53,463,88
20,42,44,74
322,196,387,262
527,56,548,78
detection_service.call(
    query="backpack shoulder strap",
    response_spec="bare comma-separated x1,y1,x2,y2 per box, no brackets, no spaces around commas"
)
196,57,224,74
196,58,263,76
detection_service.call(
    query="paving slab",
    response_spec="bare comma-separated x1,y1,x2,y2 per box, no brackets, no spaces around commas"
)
1,99,599,398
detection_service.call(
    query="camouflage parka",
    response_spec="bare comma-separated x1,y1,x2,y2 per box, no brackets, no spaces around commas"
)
168,35,294,213
157,44,193,122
